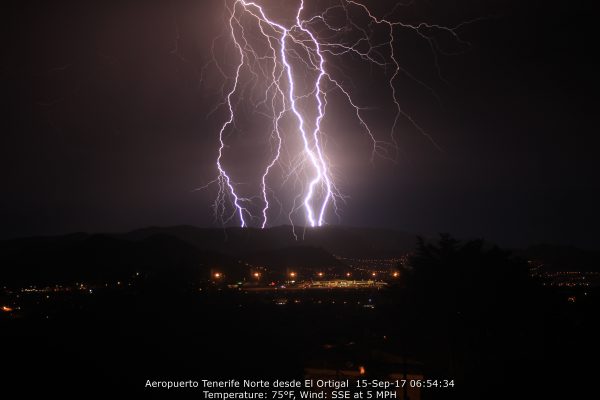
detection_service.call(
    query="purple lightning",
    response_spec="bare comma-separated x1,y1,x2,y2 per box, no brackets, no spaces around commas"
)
204,0,474,229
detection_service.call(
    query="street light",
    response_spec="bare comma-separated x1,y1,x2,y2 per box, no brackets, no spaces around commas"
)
214,272,222,279
253,272,261,279
289,272,297,278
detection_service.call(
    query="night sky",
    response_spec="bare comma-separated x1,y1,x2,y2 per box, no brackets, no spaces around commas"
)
3,0,599,249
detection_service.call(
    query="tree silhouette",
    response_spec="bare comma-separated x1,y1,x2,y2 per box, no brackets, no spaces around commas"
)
407,234,531,318
402,234,548,398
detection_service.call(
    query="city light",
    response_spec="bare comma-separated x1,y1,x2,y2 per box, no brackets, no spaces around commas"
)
317,272,324,278
1,306,13,312
392,272,399,278
289,272,297,278
346,272,351,277
253,272,261,279
214,272,222,279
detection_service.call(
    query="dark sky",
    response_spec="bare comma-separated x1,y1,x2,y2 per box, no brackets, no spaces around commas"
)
3,0,599,249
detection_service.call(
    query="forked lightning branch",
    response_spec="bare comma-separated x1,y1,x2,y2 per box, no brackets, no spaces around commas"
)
206,0,468,229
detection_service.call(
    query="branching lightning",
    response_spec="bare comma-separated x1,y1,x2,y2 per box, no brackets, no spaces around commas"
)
204,0,474,229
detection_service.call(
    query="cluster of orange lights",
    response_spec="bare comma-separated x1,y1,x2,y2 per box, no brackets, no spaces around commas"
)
210,269,399,281
1,306,13,312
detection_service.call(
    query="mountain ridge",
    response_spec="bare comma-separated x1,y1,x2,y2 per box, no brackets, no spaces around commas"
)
119,224,418,258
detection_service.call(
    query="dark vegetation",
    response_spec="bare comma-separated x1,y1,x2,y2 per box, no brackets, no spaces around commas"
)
399,235,599,398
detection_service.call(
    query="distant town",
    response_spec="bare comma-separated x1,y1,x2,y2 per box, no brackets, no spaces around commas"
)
3,253,598,321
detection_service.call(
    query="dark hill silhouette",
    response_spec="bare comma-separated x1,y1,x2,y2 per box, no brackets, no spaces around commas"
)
0,233,235,286
244,246,345,271
0,225,418,286
121,225,418,257
517,244,600,272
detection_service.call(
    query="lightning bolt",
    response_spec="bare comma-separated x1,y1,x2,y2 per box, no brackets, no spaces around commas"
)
203,0,474,229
